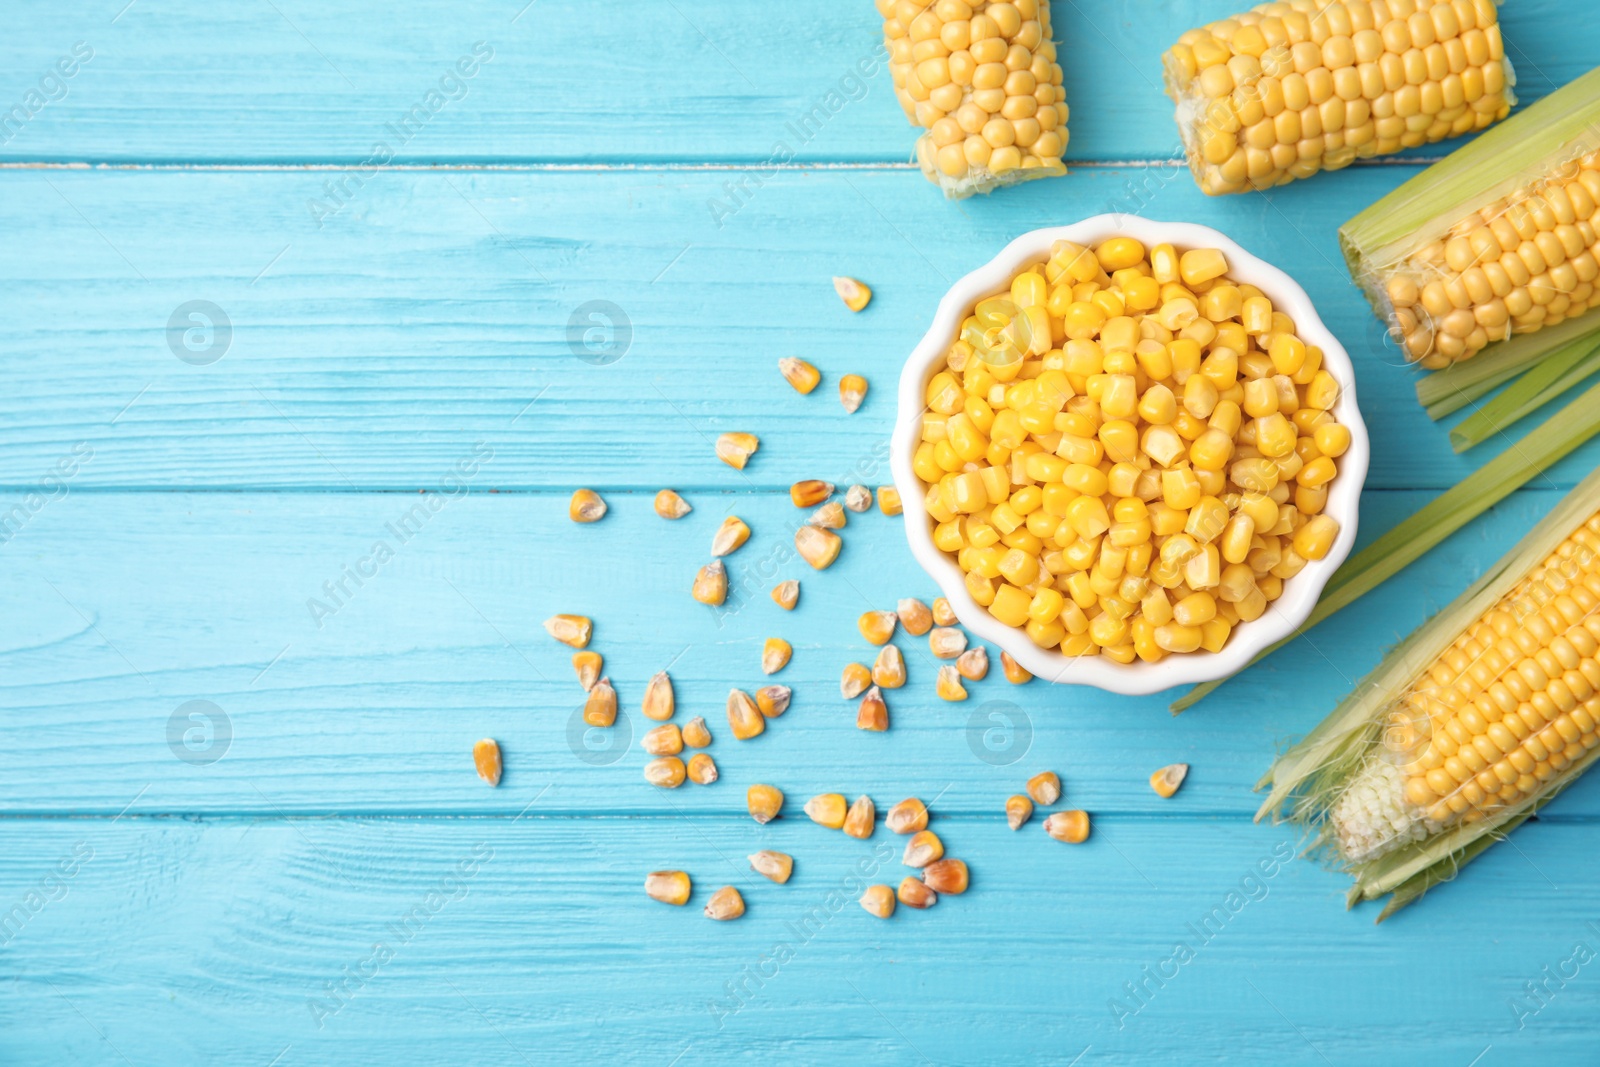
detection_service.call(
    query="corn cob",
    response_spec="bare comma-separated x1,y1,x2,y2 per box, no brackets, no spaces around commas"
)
1164,0,1515,197
877,0,1069,199
1344,67,1600,371
1260,466,1600,915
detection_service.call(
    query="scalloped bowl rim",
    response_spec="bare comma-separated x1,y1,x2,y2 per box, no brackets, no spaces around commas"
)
890,216,1371,696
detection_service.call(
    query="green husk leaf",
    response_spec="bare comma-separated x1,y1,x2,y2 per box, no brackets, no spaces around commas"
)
1449,334,1600,452
1257,463,1600,916
1172,378,1600,713
1418,312,1600,420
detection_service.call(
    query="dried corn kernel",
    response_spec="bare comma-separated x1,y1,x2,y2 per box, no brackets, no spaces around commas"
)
655,489,692,519
749,850,794,884
779,356,821,394
645,870,690,906
687,752,718,785
922,858,969,895
762,637,793,675
727,689,765,740
543,614,592,649
771,579,800,610
936,665,968,701
806,792,848,829
956,646,989,681
841,662,872,700
878,486,903,516
682,716,711,748
747,784,784,823
569,488,607,523
1027,771,1061,807
584,678,617,728
716,432,759,469
844,485,873,512
897,598,934,637
840,374,869,414
1006,794,1034,830
796,525,842,569
642,723,684,756
932,597,957,626
473,738,502,786
756,684,791,717
644,756,687,788
843,795,877,839
642,671,674,722
929,627,967,659
712,516,751,557
572,651,602,691
860,884,896,918
692,560,728,606
704,885,745,921
810,501,847,530
1044,810,1090,843
903,830,944,868
1151,763,1189,798
872,644,907,689
859,610,898,645
857,686,890,732
791,480,834,508
1000,651,1033,684
834,276,872,312
897,877,937,910
886,798,929,835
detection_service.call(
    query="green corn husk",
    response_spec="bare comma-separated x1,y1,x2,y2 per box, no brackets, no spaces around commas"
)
1342,66,1600,376
1257,465,1600,919
1418,308,1600,420
1449,334,1600,452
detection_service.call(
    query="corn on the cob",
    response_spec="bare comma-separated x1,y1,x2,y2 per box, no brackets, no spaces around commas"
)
1343,67,1600,369
1259,467,1600,915
878,0,1069,199
1164,0,1516,197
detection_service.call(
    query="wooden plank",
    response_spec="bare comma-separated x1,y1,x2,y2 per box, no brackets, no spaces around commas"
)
3,814,1595,1065
6,486,1599,819
4,166,1596,491
1,0,1592,165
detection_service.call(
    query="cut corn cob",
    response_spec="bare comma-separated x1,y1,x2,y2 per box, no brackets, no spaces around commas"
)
1164,0,1516,197
1343,67,1600,369
1259,466,1600,915
878,0,1069,199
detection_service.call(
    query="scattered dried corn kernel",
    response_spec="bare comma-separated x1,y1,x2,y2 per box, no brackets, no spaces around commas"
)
840,374,869,414
834,276,872,312
860,884,896,918
727,689,766,740
756,684,792,717
809,501,847,530
1000,651,1033,684
903,830,944,868
844,485,873,512
841,662,872,700
687,752,718,785
886,798,929,835
922,858,969,895
704,885,745,921
956,646,989,681
872,644,907,689
1006,794,1034,830
762,637,793,675
878,486,903,516
572,651,602,691
796,525,842,569
859,610,898,645
584,678,617,728
1151,762,1189,798
644,756,687,788
857,686,890,732
749,850,794,884
897,598,933,637
771,579,799,610
569,488,607,523
473,738,502,786
932,598,957,627
682,716,711,748
806,793,848,829
1044,810,1090,843
712,516,751,557
936,664,968,701
642,723,684,757
747,784,784,823
645,870,691,906
779,356,821,394
716,432,759,470
692,561,728,606
1027,771,1061,806
791,480,834,508
642,670,675,722
897,877,937,910
844,795,877,839
929,627,967,659
543,614,592,649
655,489,692,519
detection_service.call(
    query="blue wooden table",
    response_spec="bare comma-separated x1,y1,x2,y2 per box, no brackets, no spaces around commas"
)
4,2,1599,1063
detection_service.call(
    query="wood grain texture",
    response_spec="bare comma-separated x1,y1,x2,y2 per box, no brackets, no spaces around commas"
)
6,165,1600,492
1,0,1594,164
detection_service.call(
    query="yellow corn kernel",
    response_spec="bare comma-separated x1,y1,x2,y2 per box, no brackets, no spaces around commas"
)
703,885,745,921
569,488,607,523
796,525,842,569
772,579,800,610
886,798,929,835
543,613,592,649
635,670,673,722
922,858,969,895
857,685,890,731
686,753,718,785
834,276,872,312
779,356,821,394
642,723,684,757
903,829,945,868
761,638,792,675
692,560,728,605
654,489,692,519
932,597,958,626
806,792,849,829
956,646,989,681
841,661,872,699
1044,810,1090,843
897,876,938,910
844,484,873,512
747,783,784,824
1150,762,1189,798
644,756,687,788
473,738,502,786
791,480,834,507
857,610,897,645
727,688,766,740
682,716,711,748
1006,794,1034,829
572,651,602,692
936,664,969,700
1000,650,1033,684
810,500,848,530
749,850,794,884
645,870,691,906
844,795,877,839
1293,514,1341,561
929,626,968,660
860,884,897,918
716,432,759,469
712,516,751,557
840,374,870,413
583,678,618,727
1180,248,1228,287
1027,771,1061,806
873,644,907,688
878,485,904,515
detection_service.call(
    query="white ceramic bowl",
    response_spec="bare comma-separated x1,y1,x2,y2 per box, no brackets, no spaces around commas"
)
891,216,1371,696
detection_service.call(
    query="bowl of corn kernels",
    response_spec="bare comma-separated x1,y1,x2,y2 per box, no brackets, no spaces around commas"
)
891,216,1371,695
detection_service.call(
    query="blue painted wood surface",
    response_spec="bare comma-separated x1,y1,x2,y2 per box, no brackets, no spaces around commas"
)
3,2,1600,1064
